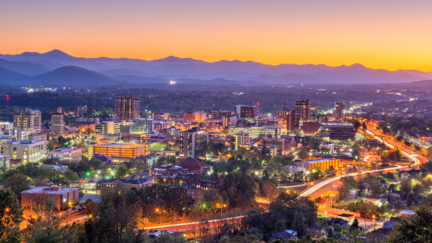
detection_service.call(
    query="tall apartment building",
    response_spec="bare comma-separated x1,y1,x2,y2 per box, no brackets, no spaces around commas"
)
115,96,140,121
74,105,88,117
234,105,257,119
287,110,300,133
51,107,65,137
222,116,237,128
0,140,46,164
334,101,346,121
13,109,42,134
295,99,310,121
183,111,206,123
179,128,208,158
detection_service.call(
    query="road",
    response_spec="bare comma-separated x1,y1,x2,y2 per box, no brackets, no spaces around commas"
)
300,127,422,198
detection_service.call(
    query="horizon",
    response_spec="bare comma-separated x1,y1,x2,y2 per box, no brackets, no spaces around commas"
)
2,0,432,72
1,49,430,73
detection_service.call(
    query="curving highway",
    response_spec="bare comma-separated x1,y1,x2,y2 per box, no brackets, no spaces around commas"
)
300,127,421,198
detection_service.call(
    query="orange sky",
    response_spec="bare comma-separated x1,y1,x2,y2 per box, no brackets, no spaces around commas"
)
1,0,432,71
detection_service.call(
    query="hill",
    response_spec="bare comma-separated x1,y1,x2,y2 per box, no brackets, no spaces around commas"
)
0,58,51,76
0,66,29,84
31,66,119,86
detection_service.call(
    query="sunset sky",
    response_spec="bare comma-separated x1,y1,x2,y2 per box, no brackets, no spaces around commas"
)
1,0,432,71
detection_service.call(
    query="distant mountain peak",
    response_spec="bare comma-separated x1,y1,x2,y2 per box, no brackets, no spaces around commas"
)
43,49,73,58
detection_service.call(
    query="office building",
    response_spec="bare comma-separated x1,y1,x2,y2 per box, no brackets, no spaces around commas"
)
96,121,116,134
183,111,206,123
94,143,146,158
179,128,208,158
0,135,16,144
13,109,42,134
334,101,346,121
74,105,88,117
294,158,342,172
21,186,80,210
234,105,257,119
0,155,10,170
120,119,154,134
229,125,280,139
232,132,250,151
51,107,65,137
0,140,46,164
115,96,140,121
287,110,300,132
295,99,310,121
211,110,233,119
47,148,83,163
222,116,237,128
302,121,320,135
320,122,356,140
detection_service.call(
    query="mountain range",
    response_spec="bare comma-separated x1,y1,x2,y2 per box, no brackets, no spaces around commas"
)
1,49,432,87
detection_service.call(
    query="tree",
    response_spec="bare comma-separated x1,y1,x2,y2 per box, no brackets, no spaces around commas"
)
275,219,286,233
291,211,307,237
0,190,23,242
413,184,425,196
86,200,98,217
394,199,403,210
406,193,416,207
298,147,310,160
400,179,412,197
3,174,31,199
353,120,361,130
387,204,432,242
219,172,256,209
25,196,76,243
201,190,223,212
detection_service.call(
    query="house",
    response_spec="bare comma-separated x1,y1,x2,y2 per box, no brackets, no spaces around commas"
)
399,170,420,180
307,225,325,238
365,196,387,207
269,230,298,242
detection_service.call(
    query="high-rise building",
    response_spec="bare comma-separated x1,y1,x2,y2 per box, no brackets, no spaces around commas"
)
115,96,140,121
13,109,42,134
222,116,237,128
183,111,206,123
295,99,310,121
96,121,116,134
51,107,65,137
234,105,257,119
179,128,208,158
334,101,346,121
287,110,300,132
232,132,250,151
74,105,88,117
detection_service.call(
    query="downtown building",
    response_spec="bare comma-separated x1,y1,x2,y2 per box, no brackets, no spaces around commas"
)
13,109,42,140
115,96,140,121
0,140,46,164
234,105,257,119
179,127,208,159
51,107,65,137
286,110,300,133
295,99,310,121
333,101,346,121
229,125,280,139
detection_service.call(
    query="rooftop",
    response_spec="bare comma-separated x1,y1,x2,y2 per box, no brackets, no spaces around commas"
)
322,122,354,127
7,140,44,145
296,158,340,164
96,143,144,148
21,186,78,195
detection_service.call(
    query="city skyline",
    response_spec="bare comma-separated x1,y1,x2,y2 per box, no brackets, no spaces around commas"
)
2,0,432,71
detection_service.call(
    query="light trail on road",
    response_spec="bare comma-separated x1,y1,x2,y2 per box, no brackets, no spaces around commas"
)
300,128,420,198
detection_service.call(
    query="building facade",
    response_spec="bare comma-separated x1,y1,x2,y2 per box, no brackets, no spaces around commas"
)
287,110,300,132
0,140,46,164
294,158,342,172
115,96,140,121
51,107,65,137
94,143,146,158
0,155,10,170
179,128,208,158
183,111,206,123
334,101,346,121
234,105,257,119
295,99,310,121
47,148,83,163
13,109,42,134
74,105,88,117
21,186,80,210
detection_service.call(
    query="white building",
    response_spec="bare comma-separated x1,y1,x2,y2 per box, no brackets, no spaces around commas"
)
47,147,83,163
286,165,307,174
37,164,69,173
0,140,46,164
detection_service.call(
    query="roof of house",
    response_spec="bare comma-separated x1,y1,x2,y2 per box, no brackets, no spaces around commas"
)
102,178,151,185
178,157,203,169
